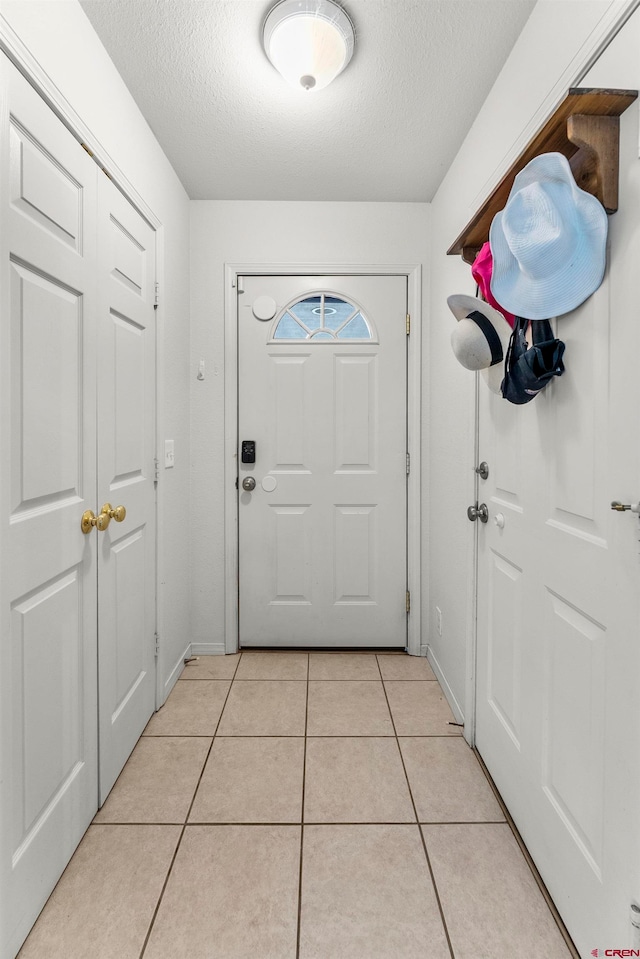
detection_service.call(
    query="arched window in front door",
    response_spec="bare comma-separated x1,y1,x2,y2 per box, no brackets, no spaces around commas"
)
271,293,375,342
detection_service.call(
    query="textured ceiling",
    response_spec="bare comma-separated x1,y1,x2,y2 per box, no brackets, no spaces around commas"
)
79,0,536,201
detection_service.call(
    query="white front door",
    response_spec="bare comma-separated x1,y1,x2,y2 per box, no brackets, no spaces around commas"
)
0,59,99,957
238,274,408,648
475,90,640,952
96,174,157,802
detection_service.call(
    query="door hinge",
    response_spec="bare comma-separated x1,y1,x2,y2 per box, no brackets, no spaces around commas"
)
154,457,160,487
406,452,410,475
406,313,410,335
406,591,411,614
154,632,160,658
154,281,159,310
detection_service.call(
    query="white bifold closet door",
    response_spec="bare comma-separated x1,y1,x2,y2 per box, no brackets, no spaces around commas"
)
96,165,156,804
0,58,157,959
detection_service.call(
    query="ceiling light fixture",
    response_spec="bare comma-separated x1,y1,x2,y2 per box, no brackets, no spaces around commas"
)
263,0,355,92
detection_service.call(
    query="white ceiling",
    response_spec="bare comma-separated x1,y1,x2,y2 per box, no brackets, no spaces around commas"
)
79,0,536,202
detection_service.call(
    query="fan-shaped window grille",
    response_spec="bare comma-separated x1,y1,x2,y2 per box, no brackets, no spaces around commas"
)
272,294,373,341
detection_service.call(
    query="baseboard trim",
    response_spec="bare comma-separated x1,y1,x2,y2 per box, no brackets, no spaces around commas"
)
424,644,465,725
162,642,191,704
190,642,227,656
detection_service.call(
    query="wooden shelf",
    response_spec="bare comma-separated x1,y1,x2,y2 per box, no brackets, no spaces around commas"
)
447,87,638,264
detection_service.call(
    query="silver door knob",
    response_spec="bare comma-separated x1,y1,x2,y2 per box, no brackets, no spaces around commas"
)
611,500,640,513
467,503,489,523
242,477,256,492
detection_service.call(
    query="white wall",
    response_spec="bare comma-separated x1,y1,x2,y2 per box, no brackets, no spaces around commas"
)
189,200,430,651
0,0,191,697
427,0,634,725
4,0,629,713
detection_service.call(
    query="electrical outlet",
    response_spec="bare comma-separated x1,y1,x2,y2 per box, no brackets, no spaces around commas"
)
164,439,175,469
435,606,442,636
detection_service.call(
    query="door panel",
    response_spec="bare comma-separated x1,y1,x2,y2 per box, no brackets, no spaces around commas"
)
10,262,83,508
97,175,156,803
238,275,407,648
1,58,158,956
334,354,377,471
542,589,606,875
486,550,523,749
0,59,98,958
475,81,640,952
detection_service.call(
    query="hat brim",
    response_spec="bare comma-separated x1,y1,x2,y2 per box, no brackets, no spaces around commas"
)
489,152,608,319
447,294,512,394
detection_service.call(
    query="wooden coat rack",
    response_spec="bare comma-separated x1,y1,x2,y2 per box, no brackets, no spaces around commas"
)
447,87,638,265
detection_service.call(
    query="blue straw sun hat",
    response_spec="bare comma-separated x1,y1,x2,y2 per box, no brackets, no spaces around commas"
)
489,152,608,320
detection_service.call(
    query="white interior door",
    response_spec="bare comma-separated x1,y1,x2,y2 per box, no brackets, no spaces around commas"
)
0,59,99,957
0,58,158,956
96,174,156,803
475,92,640,952
238,274,408,648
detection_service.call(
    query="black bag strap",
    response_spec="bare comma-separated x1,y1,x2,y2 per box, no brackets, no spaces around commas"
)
504,316,528,372
530,318,555,345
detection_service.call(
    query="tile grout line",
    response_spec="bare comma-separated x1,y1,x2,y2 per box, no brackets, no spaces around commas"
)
141,736,461,739
376,654,457,959
180,678,439,682
95,818,509,827
295,655,310,959
137,651,245,959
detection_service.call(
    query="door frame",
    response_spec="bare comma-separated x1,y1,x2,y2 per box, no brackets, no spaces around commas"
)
224,263,423,655
0,21,164,705
464,0,640,748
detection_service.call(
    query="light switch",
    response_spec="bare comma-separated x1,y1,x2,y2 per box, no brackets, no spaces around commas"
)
164,439,175,468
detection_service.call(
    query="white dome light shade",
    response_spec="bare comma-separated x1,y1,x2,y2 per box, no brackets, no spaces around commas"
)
263,0,355,92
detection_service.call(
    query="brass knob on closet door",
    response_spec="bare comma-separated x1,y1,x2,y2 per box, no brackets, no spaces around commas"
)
81,504,126,533
99,503,127,530
81,510,98,534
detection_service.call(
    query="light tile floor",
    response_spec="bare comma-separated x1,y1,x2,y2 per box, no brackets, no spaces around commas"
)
18,651,576,959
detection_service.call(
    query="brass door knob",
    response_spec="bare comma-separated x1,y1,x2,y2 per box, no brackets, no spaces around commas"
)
81,504,127,533
101,503,126,522
81,510,98,534
98,503,127,529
